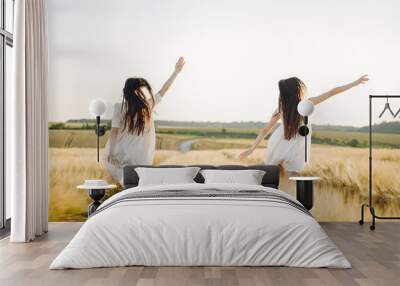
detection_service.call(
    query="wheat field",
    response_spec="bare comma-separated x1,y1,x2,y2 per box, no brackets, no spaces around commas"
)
49,145,400,222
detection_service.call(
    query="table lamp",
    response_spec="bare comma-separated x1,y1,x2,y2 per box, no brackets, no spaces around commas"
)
297,99,315,162
89,99,107,162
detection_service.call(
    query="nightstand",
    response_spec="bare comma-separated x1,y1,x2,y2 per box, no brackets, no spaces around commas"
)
77,181,117,216
289,177,321,210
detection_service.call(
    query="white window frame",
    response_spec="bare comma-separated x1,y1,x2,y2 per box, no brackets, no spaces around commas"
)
0,0,14,232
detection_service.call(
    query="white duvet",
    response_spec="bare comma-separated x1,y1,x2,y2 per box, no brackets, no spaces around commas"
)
50,183,351,269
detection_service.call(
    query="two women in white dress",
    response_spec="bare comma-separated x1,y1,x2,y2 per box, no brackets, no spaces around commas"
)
104,56,368,183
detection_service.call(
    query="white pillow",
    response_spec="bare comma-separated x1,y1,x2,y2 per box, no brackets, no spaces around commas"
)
200,169,266,185
135,167,200,186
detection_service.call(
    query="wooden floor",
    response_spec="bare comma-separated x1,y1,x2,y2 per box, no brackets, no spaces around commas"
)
0,222,399,286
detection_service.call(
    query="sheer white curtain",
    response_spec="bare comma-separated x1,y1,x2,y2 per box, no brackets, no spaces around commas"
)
10,0,49,242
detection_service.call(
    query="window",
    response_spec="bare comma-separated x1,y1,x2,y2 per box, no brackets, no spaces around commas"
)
5,0,13,33
0,0,13,233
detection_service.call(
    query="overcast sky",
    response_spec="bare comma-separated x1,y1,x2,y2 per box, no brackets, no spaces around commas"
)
47,0,400,126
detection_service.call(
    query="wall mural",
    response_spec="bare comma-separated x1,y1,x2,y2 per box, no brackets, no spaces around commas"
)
47,0,400,222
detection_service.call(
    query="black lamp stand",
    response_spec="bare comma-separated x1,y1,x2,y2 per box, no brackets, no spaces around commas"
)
94,116,106,162
298,116,310,162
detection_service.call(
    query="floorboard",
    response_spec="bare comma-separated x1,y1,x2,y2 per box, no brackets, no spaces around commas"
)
0,222,398,286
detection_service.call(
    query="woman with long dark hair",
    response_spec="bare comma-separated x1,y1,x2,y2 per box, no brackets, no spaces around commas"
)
240,75,369,175
104,57,185,183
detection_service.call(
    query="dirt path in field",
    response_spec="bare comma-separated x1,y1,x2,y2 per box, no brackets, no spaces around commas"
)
179,140,195,153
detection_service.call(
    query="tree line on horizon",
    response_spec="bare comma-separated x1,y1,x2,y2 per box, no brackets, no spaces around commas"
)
49,119,400,134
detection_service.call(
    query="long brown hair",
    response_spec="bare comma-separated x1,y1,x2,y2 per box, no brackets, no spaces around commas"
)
278,77,306,140
121,78,155,135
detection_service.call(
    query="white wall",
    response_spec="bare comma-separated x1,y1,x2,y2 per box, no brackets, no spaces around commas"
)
48,0,400,126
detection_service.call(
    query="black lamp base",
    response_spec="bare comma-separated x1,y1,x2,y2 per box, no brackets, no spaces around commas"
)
95,125,106,136
88,189,106,216
296,180,314,210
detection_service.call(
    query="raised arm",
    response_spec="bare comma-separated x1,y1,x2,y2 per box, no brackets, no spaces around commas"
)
239,110,280,159
309,75,369,105
158,57,186,97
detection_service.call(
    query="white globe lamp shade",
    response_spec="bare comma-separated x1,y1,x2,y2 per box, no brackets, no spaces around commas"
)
297,99,315,116
89,99,107,117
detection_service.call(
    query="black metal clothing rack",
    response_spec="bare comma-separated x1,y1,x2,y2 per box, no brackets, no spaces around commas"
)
359,95,400,230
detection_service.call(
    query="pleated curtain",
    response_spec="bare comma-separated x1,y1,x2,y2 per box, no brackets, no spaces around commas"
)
10,0,49,242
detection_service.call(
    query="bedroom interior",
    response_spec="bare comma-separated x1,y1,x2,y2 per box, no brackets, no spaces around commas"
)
1,0,400,286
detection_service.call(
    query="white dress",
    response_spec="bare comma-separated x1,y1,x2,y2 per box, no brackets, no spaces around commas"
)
265,122,312,172
103,93,162,184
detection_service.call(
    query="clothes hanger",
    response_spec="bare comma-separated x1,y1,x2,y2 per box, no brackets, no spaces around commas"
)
378,97,395,118
394,106,400,118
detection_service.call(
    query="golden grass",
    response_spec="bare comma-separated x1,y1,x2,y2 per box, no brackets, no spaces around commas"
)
192,138,266,151
49,145,400,222
160,148,265,165
160,146,400,200
156,134,195,150
49,148,180,221
49,130,193,150
50,130,110,148
49,148,111,221
301,146,400,202
313,130,400,146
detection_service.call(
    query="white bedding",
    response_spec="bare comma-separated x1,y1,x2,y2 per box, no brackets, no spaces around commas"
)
50,183,351,269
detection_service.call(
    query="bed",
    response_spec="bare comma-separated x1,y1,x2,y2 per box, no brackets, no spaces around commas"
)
50,165,350,269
